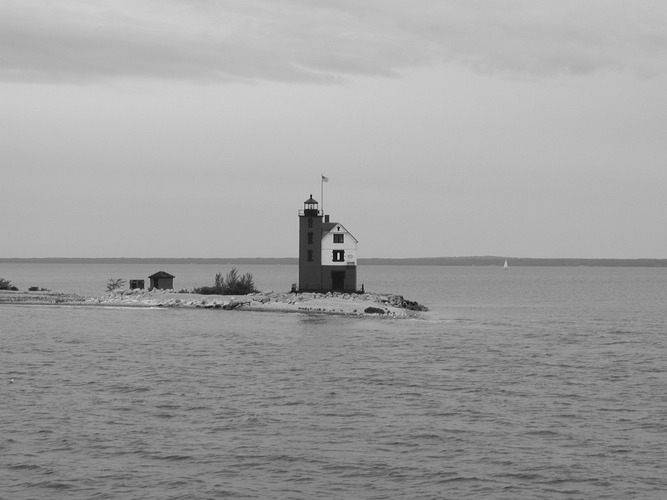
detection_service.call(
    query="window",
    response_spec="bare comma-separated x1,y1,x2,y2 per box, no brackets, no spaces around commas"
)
308,218,313,228
307,232,313,244
333,233,344,244
332,250,345,262
307,250,313,262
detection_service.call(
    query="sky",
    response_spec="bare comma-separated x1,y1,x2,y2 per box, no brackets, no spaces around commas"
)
2,0,667,259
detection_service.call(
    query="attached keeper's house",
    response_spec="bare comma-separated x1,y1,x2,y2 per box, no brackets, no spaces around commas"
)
298,195,358,292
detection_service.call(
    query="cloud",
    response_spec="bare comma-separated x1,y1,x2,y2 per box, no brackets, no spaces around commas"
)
1,0,667,84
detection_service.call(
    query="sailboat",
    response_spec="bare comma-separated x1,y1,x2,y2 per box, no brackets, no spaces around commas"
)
503,259,508,270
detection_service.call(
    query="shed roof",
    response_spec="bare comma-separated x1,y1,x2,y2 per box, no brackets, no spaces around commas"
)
148,271,175,279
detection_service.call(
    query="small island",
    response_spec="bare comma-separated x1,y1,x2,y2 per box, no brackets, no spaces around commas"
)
0,195,430,317
0,265,428,317
0,288,428,317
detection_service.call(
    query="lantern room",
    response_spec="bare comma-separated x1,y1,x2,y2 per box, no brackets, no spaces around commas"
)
303,195,320,216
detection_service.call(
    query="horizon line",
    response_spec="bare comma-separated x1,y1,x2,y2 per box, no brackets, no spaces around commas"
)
2,256,667,267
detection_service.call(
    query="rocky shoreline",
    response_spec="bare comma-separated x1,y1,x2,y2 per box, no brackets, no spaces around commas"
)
0,289,428,318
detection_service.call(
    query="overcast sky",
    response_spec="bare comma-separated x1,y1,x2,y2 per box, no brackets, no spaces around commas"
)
2,0,667,259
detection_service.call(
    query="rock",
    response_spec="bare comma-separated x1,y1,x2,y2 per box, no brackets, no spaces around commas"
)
404,299,428,311
223,300,240,310
364,306,386,315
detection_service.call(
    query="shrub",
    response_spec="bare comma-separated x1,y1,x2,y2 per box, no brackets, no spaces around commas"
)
106,278,126,292
193,268,258,295
0,277,18,291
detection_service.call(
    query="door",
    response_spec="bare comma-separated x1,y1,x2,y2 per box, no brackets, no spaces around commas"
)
331,271,345,291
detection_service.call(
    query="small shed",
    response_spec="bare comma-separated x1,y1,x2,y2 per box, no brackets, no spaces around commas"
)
148,271,175,290
129,279,145,290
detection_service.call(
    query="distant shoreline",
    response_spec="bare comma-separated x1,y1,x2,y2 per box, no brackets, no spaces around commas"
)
1,257,667,267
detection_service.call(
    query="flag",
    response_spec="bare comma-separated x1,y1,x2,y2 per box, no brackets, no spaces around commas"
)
322,175,329,182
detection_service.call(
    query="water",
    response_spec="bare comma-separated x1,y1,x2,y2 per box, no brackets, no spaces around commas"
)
1,264,666,499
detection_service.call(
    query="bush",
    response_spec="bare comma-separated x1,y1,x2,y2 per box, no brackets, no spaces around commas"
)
106,278,126,292
0,277,18,291
193,268,258,295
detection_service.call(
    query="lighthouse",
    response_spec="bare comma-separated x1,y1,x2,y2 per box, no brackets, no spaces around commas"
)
298,195,358,292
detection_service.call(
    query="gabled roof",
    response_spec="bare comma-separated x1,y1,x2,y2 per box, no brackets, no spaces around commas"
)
322,222,358,243
148,271,175,279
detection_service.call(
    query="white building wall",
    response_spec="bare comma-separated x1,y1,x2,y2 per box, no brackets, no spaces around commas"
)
321,224,358,266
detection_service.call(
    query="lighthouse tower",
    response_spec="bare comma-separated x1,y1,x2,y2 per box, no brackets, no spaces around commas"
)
298,195,358,292
298,195,323,291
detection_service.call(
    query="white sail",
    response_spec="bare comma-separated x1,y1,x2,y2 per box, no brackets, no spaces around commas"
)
503,259,508,269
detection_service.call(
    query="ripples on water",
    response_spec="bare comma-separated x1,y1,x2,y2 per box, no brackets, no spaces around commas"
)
1,266,667,499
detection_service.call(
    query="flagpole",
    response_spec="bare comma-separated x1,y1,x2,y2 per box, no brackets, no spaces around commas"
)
321,174,329,218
